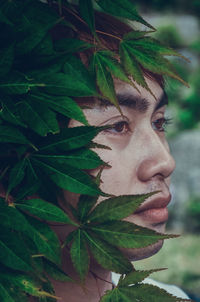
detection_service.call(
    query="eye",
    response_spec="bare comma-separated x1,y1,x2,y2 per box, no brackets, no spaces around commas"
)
152,117,172,132
105,120,131,135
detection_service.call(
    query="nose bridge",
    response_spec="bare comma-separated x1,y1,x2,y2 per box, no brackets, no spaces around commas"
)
137,128,175,181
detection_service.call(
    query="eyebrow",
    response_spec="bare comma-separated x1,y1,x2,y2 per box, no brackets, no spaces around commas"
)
99,91,168,113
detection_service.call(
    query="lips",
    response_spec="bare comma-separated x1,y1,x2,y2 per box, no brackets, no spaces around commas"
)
132,193,171,225
134,193,171,214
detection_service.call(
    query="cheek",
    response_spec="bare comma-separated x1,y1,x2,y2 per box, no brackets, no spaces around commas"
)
90,148,132,196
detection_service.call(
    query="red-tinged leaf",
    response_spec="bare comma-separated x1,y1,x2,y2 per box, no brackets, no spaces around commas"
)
119,42,150,91
125,43,189,87
84,231,132,274
96,0,155,30
87,193,156,223
70,229,90,281
129,37,189,61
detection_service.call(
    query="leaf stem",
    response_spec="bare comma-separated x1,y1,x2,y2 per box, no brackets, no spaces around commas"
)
90,270,113,286
96,30,122,41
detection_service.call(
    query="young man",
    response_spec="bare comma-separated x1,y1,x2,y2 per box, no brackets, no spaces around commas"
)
49,78,190,302
41,5,191,302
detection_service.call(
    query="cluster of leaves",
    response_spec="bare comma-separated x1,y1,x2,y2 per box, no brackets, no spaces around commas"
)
0,0,190,301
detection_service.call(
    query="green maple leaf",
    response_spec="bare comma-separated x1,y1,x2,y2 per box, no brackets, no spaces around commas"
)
120,38,189,88
34,148,105,170
84,230,133,274
79,0,95,34
100,270,191,302
15,198,77,226
96,0,155,30
88,220,177,249
29,92,88,125
16,99,59,136
70,229,90,281
0,282,15,302
31,156,103,196
91,51,121,112
87,193,156,223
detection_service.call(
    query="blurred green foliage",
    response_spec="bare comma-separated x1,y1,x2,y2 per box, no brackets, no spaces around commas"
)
134,0,200,15
150,16,200,134
186,197,200,232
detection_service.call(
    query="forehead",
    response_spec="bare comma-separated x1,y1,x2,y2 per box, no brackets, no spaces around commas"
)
76,77,166,114
114,78,164,110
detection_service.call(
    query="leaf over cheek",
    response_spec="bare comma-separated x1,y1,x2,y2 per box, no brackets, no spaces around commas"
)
87,192,156,223
84,231,133,274
89,221,175,249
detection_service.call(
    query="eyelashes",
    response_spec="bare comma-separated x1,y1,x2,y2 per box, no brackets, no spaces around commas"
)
103,120,131,136
102,116,173,136
152,117,173,132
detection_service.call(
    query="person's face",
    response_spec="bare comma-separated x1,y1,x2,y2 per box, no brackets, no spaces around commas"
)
65,77,175,261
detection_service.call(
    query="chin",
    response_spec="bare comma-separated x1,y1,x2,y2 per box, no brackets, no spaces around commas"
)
121,239,164,262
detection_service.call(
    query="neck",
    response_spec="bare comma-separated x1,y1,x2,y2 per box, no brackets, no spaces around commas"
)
51,253,112,302
49,224,113,302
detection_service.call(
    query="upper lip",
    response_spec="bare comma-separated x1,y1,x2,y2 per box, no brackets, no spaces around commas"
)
134,192,171,214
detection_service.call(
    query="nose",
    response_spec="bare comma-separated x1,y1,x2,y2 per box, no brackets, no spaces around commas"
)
137,130,176,181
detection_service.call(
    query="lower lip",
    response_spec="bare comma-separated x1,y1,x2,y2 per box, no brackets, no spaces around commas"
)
134,207,169,224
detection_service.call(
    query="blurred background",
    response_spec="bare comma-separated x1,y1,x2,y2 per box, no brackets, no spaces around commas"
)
131,0,200,300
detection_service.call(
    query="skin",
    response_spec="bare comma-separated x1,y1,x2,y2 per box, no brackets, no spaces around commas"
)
48,77,176,302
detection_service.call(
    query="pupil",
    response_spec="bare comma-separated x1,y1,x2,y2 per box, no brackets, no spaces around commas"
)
115,122,125,132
